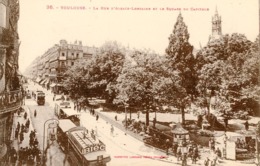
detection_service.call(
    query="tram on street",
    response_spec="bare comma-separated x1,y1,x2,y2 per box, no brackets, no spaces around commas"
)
55,102,81,126
57,120,111,166
57,119,77,151
36,90,45,105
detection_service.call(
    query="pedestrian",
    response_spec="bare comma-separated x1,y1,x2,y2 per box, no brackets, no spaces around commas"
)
19,132,24,144
110,125,114,136
224,116,228,128
9,147,17,166
23,112,27,120
15,129,19,140
182,153,187,166
34,138,39,147
18,147,23,165
27,154,34,165
153,117,156,128
16,122,20,133
244,120,249,130
177,147,182,161
21,124,25,133
115,115,117,121
192,152,197,164
165,139,170,155
29,137,34,147
36,152,41,166
26,119,30,128
34,109,37,117
216,147,221,158
204,157,210,166
96,114,99,121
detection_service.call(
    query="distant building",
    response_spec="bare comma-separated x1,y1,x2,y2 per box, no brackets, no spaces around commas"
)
209,7,222,42
25,40,98,93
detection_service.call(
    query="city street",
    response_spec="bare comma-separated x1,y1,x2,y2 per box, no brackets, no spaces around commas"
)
19,80,257,166
25,82,176,166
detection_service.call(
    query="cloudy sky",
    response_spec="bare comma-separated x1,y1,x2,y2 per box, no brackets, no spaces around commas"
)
18,0,259,73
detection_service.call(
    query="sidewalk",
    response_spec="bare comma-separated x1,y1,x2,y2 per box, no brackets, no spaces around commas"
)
80,111,192,165
11,106,35,153
11,99,69,166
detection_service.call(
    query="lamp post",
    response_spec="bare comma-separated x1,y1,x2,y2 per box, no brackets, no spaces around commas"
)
181,145,188,166
42,118,59,165
124,103,129,131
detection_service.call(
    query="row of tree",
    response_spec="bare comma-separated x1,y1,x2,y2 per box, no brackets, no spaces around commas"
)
63,13,259,124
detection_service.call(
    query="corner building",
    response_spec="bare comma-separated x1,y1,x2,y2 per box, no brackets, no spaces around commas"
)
0,0,24,162
26,40,98,94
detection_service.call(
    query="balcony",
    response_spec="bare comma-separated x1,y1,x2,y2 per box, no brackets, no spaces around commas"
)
0,90,24,114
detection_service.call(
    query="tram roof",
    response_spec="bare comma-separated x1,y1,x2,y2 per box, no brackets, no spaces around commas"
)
59,119,76,132
61,108,80,117
70,130,100,147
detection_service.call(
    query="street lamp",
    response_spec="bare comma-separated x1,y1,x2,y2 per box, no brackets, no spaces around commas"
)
42,118,59,165
181,145,188,166
124,103,129,131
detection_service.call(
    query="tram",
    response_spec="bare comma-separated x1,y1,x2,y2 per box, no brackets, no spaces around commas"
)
36,91,45,105
55,102,80,126
57,119,111,166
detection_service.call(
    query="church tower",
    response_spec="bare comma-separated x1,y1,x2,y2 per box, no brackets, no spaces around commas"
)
209,7,222,42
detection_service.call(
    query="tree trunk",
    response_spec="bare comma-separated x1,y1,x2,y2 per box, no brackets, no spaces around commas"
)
146,109,149,126
206,96,211,115
181,107,185,126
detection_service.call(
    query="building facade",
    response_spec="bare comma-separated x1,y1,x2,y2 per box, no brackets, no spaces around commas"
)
25,40,98,93
0,0,24,161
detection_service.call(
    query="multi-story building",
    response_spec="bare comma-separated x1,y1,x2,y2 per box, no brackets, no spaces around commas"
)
25,40,98,93
0,0,24,161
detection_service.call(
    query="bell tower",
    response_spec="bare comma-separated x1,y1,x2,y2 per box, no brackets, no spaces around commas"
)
209,7,222,42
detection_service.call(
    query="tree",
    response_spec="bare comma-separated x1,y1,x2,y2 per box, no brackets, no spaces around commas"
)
111,49,166,126
63,60,90,104
195,33,255,114
63,41,126,105
88,41,126,102
165,13,196,125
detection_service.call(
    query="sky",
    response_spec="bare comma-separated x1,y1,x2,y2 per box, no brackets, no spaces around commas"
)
18,0,259,73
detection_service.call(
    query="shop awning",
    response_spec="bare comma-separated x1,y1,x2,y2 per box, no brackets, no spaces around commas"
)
36,77,41,83
57,83,63,86
40,79,47,85
39,79,45,84
50,83,57,87
44,79,50,85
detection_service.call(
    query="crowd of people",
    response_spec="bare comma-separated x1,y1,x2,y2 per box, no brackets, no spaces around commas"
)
7,108,42,165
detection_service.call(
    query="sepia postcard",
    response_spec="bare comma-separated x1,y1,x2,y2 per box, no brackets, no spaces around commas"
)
0,0,259,166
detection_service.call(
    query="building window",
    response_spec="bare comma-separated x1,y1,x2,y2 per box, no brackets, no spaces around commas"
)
62,53,65,56
0,3,7,28
71,62,74,66
76,54,79,58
